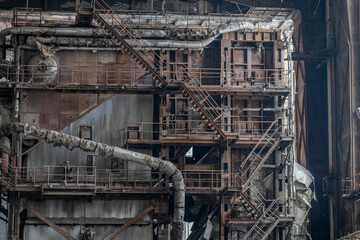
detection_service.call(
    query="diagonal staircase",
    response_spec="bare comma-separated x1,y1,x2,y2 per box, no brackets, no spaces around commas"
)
92,7,167,88
234,119,288,239
231,191,261,219
242,198,284,240
91,0,226,139
239,119,282,191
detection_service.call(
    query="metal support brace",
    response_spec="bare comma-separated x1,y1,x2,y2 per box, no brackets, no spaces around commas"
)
25,205,76,240
103,205,154,240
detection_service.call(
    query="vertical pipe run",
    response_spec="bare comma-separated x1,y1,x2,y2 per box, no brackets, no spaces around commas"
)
326,0,335,239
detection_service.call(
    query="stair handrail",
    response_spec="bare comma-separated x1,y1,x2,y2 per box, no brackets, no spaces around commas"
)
242,197,291,240
93,1,160,71
92,0,228,137
240,117,284,169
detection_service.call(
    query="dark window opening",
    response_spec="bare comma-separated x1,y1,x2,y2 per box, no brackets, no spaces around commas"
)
80,126,92,140
278,48,282,62
111,158,126,170
86,155,93,175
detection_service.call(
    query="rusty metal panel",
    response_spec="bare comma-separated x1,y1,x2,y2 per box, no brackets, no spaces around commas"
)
250,49,263,66
40,113,60,130
97,51,117,64
78,94,98,115
245,32,254,41
254,32,262,41
41,92,60,113
263,32,271,41
22,113,40,125
79,52,98,85
21,92,42,113
233,49,246,64
59,114,78,129
60,93,79,114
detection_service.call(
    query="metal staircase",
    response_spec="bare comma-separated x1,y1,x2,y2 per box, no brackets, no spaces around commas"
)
242,198,285,240
181,74,227,139
91,0,226,139
240,119,282,191
234,119,289,240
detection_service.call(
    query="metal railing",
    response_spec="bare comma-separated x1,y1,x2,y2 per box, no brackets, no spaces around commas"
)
0,64,149,87
9,165,236,191
13,166,166,189
0,64,290,88
242,197,293,240
125,120,218,142
183,170,222,189
341,172,360,197
167,66,290,87
239,118,284,191
92,0,228,138
125,118,289,142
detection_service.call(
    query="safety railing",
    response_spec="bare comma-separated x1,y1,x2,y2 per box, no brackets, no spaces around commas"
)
233,118,289,137
125,118,290,142
9,165,238,191
0,64,290,89
0,64,149,87
167,66,290,87
242,197,293,240
341,172,360,197
125,120,218,142
239,118,285,191
183,170,222,190
13,166,168,190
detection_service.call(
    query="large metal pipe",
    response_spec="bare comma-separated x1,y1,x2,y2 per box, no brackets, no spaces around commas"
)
0,23,254,51
2,122,185,239
0,10,289,28
132,23,254,48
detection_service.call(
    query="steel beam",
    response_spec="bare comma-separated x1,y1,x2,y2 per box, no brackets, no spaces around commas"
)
25,205,76,240
103,205,154,240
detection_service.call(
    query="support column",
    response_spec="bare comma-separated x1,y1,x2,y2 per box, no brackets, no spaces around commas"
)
221,145,231,188
220,195,225,240
7,194,24,240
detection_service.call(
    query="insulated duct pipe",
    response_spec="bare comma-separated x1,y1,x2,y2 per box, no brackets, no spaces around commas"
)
126,23,254,48
2,122,185,239
0,23,254,52
0,10,282,27
0,27,105,58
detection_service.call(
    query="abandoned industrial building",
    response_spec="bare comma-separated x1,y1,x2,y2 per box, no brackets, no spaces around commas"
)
0,0,358,239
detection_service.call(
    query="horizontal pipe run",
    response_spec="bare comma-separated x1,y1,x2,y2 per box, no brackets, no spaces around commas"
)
2,122,185,239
